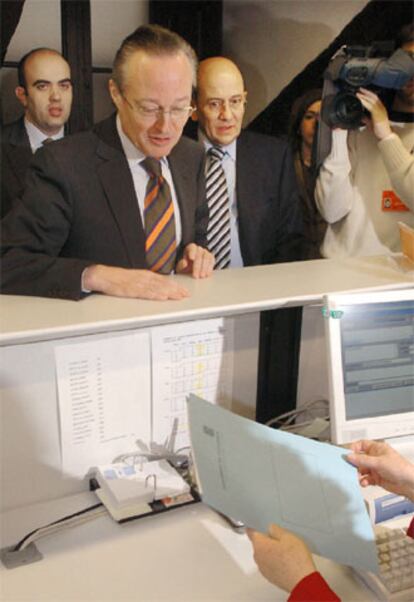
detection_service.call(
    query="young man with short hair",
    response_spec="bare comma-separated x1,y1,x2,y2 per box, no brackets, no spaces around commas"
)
1,48,72,217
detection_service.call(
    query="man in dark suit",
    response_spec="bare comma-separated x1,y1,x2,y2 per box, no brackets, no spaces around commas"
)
1,48,73,217
190,57,304,267
1,25,214,301
190,57,305,426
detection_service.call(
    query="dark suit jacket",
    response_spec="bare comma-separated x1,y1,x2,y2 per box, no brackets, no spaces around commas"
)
1,117,33,218
235,130,303,265
1,114,208,300
184,123,304,265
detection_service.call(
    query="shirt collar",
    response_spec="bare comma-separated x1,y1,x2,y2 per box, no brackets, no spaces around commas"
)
116,114,169,169
24,118,64,152
198,129,237,161
116,114,145,165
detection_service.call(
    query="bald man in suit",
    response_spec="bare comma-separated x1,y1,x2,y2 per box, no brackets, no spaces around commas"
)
190,57,304,267
190,57,306,426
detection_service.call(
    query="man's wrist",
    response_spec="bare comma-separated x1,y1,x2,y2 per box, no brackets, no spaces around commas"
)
81,264,100,293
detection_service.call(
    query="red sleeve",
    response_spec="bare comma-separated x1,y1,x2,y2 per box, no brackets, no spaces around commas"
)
288,572,341,602
407,517,414,539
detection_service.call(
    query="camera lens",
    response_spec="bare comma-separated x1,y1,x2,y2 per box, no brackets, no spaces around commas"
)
321,92,364,129
334,93,364,127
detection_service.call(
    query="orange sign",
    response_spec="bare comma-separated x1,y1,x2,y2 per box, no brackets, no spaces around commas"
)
382,190,410,212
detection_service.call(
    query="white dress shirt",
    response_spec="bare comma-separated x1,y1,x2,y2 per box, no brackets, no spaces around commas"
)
24,118,64,153
116,116,182,245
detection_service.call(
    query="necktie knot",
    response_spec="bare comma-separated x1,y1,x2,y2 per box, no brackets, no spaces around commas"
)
42,137,54,146
208,146,225,162
141,157,162,178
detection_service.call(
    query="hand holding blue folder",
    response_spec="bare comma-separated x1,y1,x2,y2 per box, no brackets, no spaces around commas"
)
187,394,378,573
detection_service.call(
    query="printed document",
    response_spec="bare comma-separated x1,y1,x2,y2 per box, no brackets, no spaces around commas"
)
188,394,378,573
55,333,151,476
151,318,233,450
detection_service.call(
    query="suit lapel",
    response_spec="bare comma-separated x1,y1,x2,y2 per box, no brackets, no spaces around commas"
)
236,134,257,225
7,119,33,183
168,143,192,246
95,116,146,267
235,133,262,264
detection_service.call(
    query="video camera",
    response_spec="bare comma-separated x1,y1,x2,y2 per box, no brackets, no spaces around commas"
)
321,42,414,130
315,42,414,171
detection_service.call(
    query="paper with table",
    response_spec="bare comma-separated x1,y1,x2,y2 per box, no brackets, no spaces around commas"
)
151,318,233,451
55,319,234,477
188,394,378,573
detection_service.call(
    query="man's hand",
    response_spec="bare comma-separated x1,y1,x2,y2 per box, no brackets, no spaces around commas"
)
347,439,414,502
175,243,215,278
82,265,190,300
356,87,392,140
247,524,316,593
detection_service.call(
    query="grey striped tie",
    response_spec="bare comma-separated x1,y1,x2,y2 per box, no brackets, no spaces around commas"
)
206,146,231,269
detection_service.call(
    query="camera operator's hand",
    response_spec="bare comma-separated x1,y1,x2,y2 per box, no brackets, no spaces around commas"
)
356,87,392,140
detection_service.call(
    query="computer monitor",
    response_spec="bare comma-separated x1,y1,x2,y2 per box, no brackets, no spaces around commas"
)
324,288,414,444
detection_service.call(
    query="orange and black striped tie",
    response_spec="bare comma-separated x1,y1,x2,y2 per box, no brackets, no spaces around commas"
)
141,157,177,274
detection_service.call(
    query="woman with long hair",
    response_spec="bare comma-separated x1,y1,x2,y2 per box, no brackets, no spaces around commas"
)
289,89,327,259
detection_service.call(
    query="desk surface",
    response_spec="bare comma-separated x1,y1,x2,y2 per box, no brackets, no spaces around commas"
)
0,492,377,602
1,256,412,346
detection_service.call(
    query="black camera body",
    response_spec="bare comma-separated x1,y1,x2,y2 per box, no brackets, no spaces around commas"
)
321,43,414,130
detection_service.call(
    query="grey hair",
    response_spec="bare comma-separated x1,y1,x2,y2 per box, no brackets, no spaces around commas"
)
112,24,197,91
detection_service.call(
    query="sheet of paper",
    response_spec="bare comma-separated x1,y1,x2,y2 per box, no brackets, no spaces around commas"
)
55,333,151,477
151,318,233,451
188,394,378,573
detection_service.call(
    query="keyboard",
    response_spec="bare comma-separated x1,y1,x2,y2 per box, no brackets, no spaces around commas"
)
353,524,414,601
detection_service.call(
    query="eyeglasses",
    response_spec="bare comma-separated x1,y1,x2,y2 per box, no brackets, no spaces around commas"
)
123,96,194,121
204,96,246,116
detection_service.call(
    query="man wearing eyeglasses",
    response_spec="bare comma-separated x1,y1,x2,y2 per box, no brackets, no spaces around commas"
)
1,25,214,300
190,57,304,268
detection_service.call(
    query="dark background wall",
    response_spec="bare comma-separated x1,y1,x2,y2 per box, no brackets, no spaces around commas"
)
248,0,413,137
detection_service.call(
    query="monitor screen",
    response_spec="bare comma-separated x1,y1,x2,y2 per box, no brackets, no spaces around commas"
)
324,288,414,444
